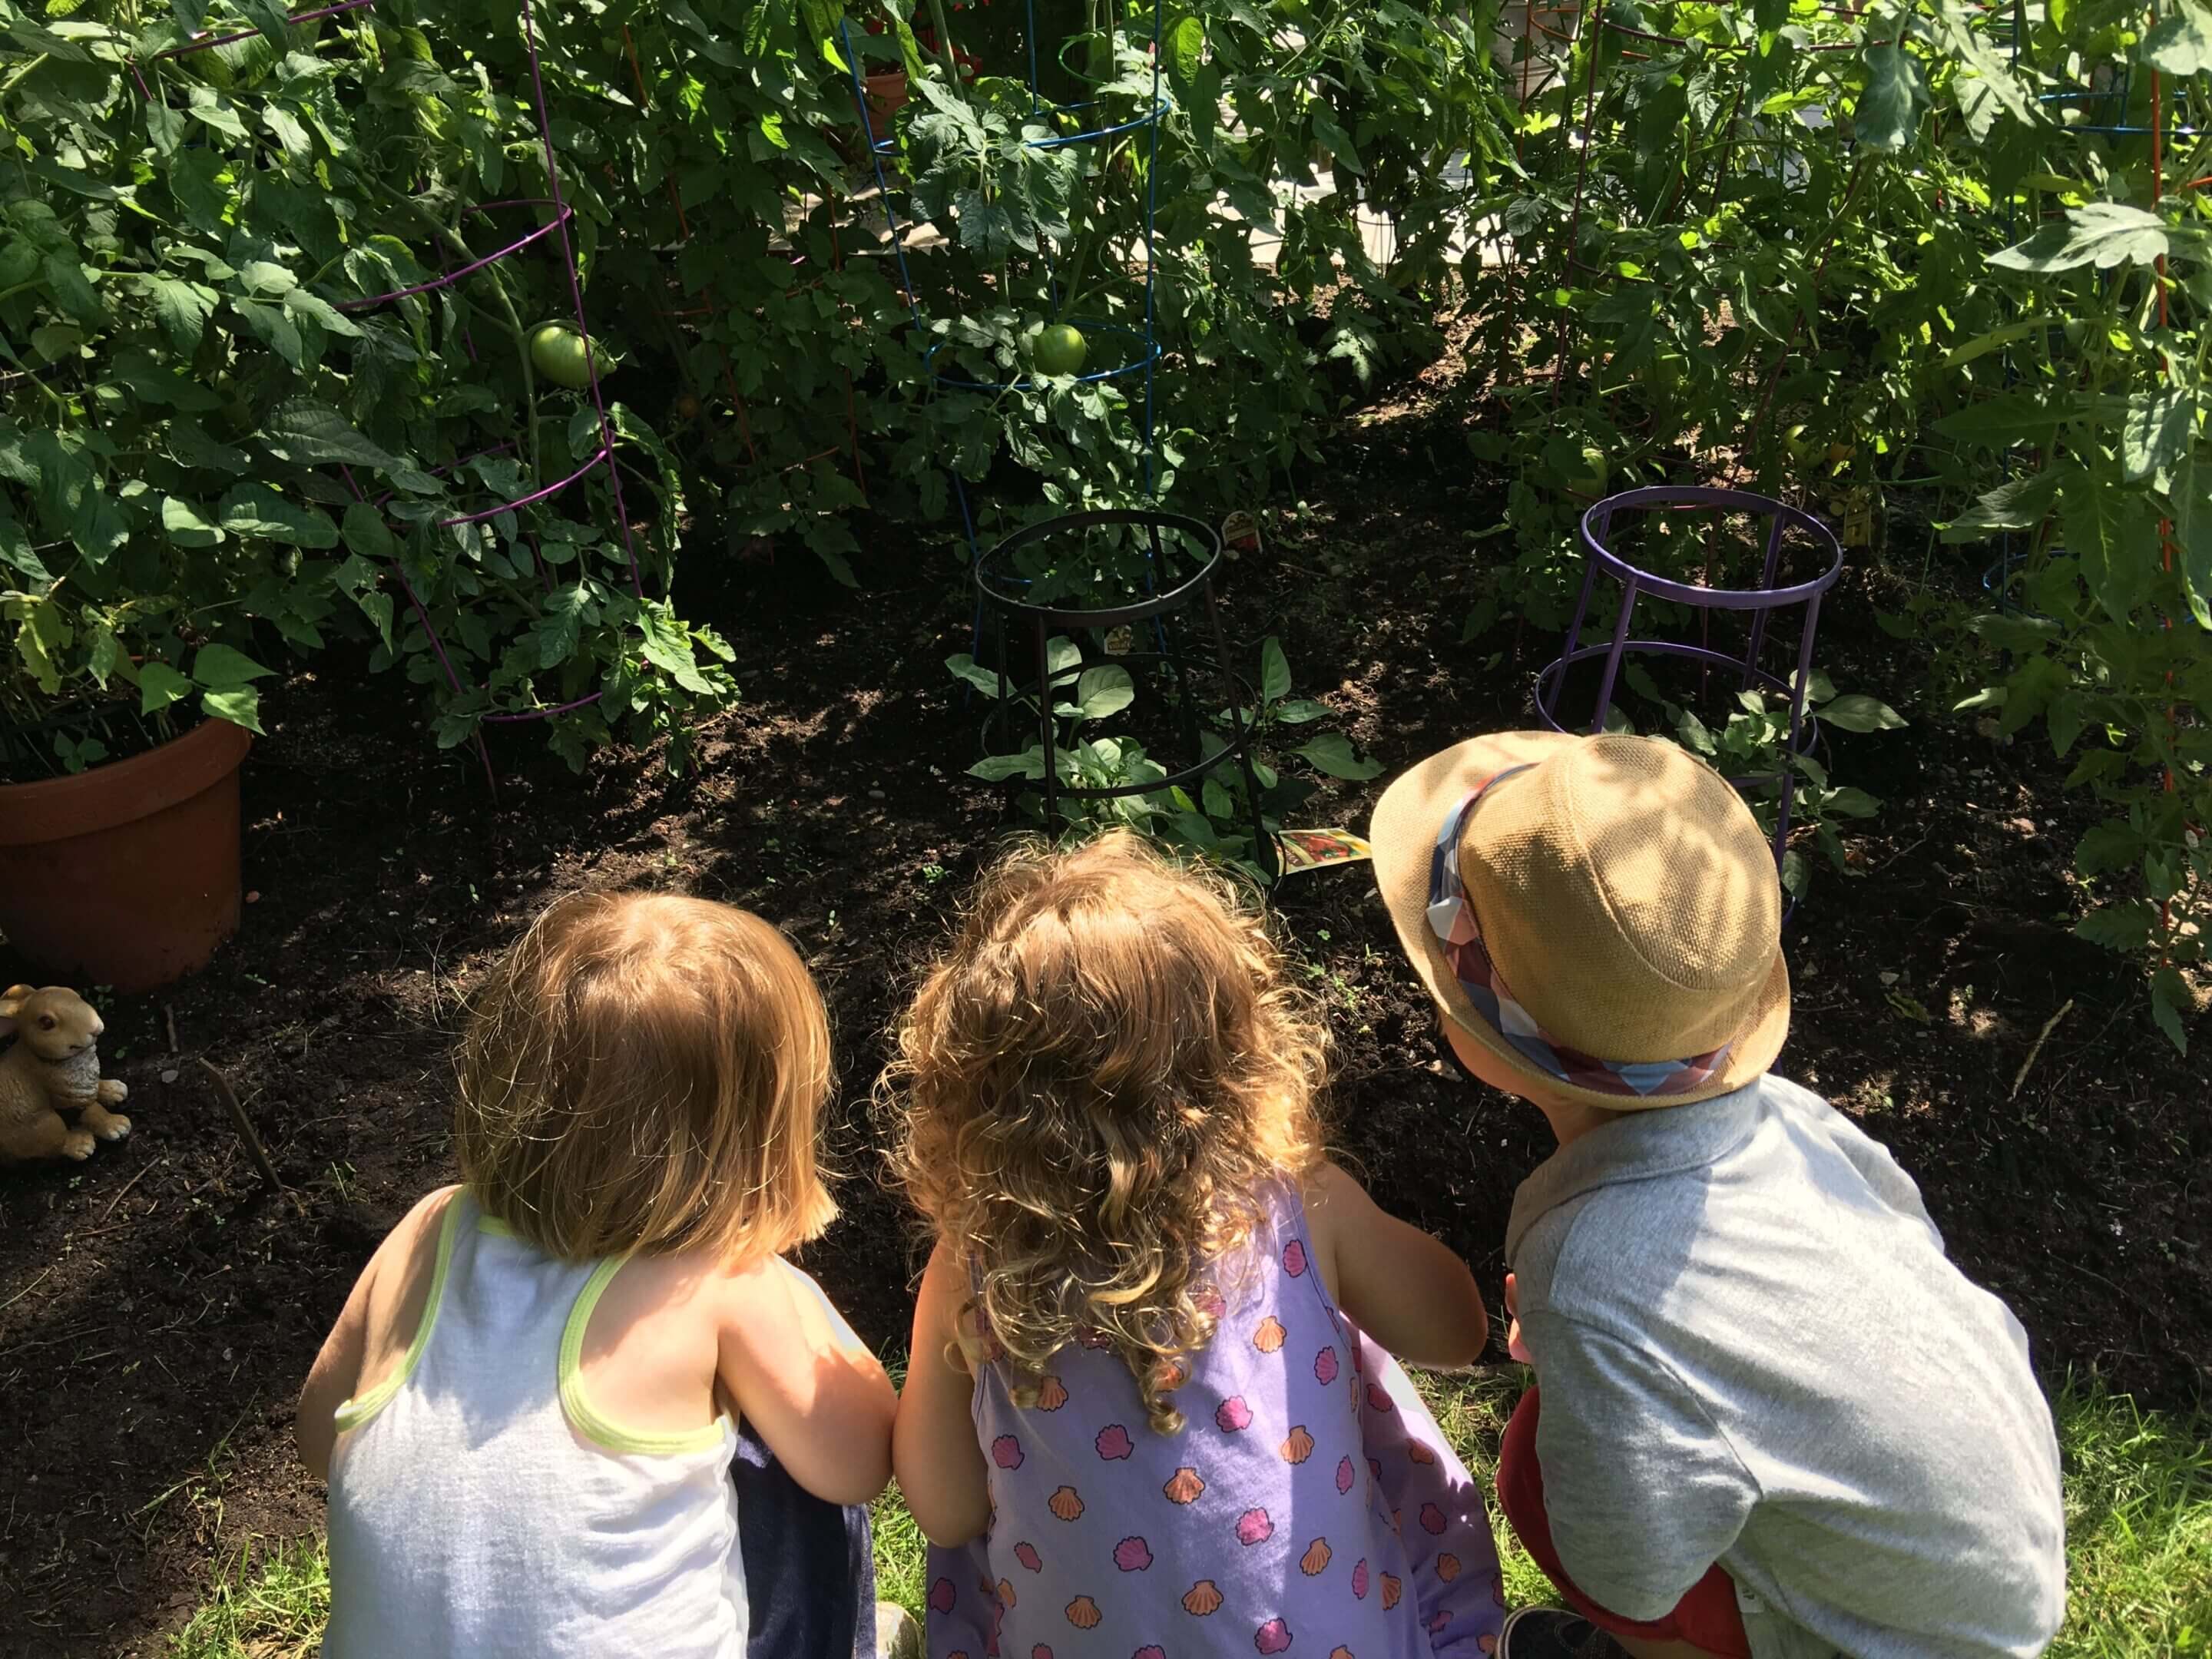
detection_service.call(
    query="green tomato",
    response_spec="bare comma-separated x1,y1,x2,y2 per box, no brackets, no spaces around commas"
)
530,324,598,391
1568,443,1608,497
2061,318,2088,349
1783,423,1817,464
1644,349,1685,399
1032,323,1088,377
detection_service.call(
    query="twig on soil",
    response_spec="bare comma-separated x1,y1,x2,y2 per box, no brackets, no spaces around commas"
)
2009,998,2075,1103
196,1058,296,1210
163,1004,178,1055
0,1267,53,1315
94,1157,161,1225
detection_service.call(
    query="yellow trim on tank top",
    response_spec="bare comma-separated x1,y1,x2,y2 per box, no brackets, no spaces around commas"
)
558,1256,733,1457
475,1213,518,1238
333,1190,464,1434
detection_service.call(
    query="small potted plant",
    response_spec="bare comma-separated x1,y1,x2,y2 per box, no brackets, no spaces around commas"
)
0,444,285,990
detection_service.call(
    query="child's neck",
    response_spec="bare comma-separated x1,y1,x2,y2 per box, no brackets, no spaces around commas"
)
1536,1094,1629,1150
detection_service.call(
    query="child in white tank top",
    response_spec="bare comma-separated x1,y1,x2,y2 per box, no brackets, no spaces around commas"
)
297,891,896,1659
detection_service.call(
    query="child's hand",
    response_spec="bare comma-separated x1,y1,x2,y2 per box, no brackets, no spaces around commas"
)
1505,1273,1532,1364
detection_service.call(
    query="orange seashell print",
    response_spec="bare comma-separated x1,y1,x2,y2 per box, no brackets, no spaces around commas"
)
1253,1315,1286,1353
1300,1537,1333,1576
1065,1596,1103,1629
1164,1465,1206,1505
1330,1651,1356,1659
1437,1552,1462,1581
1183,1579,1224,1617
1408,1440,1437,1465
1048,1485,1084,1522
1035,1374,1068,1412
1279,1424,1316,1465
1380,1572,1402,1610
1155,1357,1190,1391
997,1579,1017,1610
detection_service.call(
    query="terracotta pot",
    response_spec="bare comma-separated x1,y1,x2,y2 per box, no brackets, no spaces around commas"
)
864,70,909,132
0,717,252,992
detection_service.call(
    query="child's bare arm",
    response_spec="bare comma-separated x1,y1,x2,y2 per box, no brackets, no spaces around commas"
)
296,1185,456,1481
297,1276,369,1483
718,1259,896,1507
892,1238,992,1547
1304,1160,1489,1367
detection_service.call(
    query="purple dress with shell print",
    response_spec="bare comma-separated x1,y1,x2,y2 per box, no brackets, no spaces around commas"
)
926,1186,1507,1658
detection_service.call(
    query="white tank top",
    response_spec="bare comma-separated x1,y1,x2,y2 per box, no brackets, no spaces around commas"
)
322,1191,747,1659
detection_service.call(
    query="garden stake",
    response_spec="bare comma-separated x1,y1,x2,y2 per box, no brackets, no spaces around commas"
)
197,1058,293,1204
2009,999,2075,1103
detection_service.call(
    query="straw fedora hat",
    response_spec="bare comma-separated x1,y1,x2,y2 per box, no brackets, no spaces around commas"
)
1369,731,1789,1110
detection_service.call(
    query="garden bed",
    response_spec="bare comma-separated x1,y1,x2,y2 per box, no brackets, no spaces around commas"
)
0,407,2204,1655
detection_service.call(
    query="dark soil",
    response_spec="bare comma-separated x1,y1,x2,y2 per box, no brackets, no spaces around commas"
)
2,405,2204,1657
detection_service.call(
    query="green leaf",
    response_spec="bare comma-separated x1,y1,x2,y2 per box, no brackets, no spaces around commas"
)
341,501,396,564
1942,468,2065,541
1293,731,1384,780
201,685,266,735
217,483,339,547
138,661,191,714
2075,899,2155,953
162,495,224,548
41,253,104,326
2150,966,2191,1055
2172,452,2212,630
192,643,273,688
147,277,215,355
1992,204,2169,273
1792,666,1838,705
70,487,127,565
2061,475,2160,622
1167,13,1205,88
1274,698,1330,724
2141,1,2212,76
2121,389,2194,483
1856,40,1932,153
947,654,1008,697
0,508,49,583
969,748,1049,782
1075,665,1135,720
1826,786,1881,817
1045,636,1082,677
1939,318,2051,369
263,399,399,468
637,600,715,694
1260,637,1292,704
1932,391,2064,450
1816,694,1906,732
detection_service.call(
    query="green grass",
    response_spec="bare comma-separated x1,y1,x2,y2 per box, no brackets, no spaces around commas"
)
167,1535,329,1659
170,1375,2211,1657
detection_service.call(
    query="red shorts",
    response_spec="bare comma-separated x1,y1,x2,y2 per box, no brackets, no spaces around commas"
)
1495,1387,1753,1659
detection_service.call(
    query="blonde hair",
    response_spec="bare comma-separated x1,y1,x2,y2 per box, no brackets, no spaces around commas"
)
886,832,1328,1432
455,889,838,1263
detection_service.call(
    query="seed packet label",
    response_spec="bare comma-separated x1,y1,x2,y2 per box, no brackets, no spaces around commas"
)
1221,508,1262,558
1273,827,1373,875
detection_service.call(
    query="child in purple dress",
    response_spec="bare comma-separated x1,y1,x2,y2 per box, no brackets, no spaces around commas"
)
888,832,1509,1658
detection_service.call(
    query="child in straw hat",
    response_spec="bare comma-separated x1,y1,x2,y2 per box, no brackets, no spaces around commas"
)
1369,733,2065,1659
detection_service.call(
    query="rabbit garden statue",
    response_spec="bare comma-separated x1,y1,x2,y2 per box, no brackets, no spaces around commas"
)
1,985,131,1163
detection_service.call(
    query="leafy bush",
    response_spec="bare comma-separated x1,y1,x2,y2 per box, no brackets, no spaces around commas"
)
1474,0,2208,1046
0,0,736,780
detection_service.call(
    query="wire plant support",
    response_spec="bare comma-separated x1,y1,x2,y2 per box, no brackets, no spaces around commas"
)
1535,487,1845,885
838,0,1169,525
130,0,653,783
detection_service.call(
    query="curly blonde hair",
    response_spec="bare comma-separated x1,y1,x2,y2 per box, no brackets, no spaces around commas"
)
886,831,1329,1432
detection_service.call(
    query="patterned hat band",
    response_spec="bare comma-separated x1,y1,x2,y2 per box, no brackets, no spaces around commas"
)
1426,770,1731,1100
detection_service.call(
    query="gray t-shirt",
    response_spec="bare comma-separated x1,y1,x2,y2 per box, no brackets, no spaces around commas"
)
1506,1073,2065,1659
